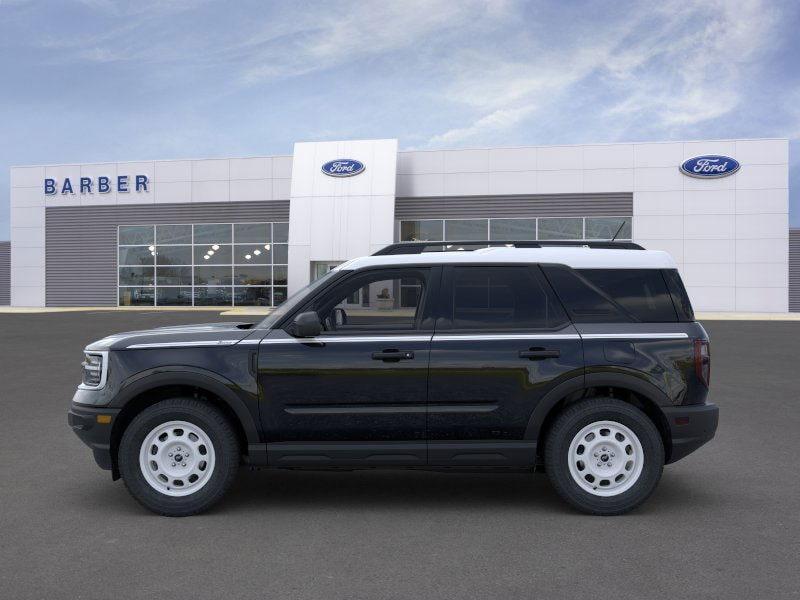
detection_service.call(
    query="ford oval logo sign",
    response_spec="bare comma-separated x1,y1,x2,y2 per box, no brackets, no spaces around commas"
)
321,159,365,177
680,155,740,178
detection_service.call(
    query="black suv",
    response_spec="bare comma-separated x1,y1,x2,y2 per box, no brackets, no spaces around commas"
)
69,242,717,516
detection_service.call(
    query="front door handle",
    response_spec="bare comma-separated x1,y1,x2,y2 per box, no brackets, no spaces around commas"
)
372,349,415,362
519,348,560,360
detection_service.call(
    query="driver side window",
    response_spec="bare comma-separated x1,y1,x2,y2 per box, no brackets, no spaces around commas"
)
313,270,429,333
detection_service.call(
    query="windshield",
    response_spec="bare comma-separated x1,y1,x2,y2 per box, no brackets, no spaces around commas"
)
257,269,343,329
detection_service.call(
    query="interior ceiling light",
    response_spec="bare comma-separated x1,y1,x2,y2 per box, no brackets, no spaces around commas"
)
253,250,261,255
245,254,252,260
208,250,215,256
148,246,155,251
203,255,210,260
264,244,270,250
150,251,155,256
212,244,220,251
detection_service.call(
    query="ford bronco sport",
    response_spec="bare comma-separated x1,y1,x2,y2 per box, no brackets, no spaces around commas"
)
68,241,717,516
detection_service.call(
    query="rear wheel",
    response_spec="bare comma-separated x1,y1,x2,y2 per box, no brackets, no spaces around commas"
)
118,398,239,516
544,398,664,515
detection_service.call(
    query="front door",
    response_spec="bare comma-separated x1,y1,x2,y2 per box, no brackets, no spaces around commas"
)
427,265,583,466
258,266,439,465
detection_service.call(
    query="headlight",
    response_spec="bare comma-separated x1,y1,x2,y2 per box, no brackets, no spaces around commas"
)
80,351,108,389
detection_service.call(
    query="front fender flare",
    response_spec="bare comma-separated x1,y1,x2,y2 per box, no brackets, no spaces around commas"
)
111,367,260,444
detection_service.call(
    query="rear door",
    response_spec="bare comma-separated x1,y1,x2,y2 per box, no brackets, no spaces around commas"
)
427,264,583,466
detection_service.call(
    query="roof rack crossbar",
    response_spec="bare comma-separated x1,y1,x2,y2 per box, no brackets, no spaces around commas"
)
373,240,644,255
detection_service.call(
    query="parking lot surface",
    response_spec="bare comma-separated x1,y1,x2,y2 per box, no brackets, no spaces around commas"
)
1,312,798,599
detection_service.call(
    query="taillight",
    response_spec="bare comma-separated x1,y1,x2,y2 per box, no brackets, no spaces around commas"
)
694,339,710,387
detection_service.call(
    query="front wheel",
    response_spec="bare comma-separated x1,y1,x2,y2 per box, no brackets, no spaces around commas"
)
118,398,239,516
544,398,664,515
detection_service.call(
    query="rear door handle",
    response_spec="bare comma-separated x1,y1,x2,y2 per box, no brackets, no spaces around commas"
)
372,350,415,362
519,348,560,360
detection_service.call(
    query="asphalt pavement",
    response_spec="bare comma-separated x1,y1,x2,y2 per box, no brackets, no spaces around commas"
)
0,312,798,599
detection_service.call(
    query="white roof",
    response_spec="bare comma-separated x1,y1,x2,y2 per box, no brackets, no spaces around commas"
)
337,246,677,271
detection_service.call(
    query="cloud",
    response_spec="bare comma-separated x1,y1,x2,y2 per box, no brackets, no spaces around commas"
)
429,106,535,145
239,0,513,84
423,0,786,146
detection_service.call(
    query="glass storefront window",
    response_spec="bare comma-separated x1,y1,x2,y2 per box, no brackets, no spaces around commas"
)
157,287,192,306
234,265,270,286
398,216,632,245
194,244,232,265
489,218,537,240
234,223,269,243
156,224,192,245
194,223,232,244
119,266,154,286
273,222,289,243
234,287,271,306
118,222,288,307
400,220,444,241
537,218,583,240
119,287,155,306
272,244,288,264
585,217,632,240
119,246,154,266
155,246,191,266
157,267,192,286
444,219,488,241
194,287,233,306
119,225,154,246
233,245,269,264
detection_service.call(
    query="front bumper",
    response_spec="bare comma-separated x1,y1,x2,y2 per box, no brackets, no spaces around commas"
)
68,404,121,471
662,402,719,464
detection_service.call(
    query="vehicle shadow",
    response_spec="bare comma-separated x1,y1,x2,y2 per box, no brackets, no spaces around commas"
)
222,468,568,514
72,467,718,517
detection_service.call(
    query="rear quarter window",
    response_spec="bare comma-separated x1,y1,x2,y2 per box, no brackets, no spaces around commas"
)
577,269,678,322
662,269,695,321
542,266,678,323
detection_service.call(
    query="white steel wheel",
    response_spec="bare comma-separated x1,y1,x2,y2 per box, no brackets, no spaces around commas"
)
567,420,644,497
138,420,216,497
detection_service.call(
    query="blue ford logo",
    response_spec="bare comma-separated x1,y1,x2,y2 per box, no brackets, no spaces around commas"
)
321,159,365,177
680,155,740,178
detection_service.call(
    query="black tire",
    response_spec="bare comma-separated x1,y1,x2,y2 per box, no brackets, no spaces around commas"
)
118,398,240,517
544,398,664,515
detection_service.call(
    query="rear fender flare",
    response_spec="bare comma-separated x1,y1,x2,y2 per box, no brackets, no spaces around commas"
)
524,372,670,440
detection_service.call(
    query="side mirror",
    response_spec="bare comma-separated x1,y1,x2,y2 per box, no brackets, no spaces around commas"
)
291,311,322,338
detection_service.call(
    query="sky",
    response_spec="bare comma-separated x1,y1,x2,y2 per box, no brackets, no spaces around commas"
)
1,0,799,238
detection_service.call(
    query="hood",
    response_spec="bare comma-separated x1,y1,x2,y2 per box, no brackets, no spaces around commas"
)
85,321,255,351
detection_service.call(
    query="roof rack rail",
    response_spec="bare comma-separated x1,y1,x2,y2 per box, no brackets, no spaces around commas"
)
372,240,644,255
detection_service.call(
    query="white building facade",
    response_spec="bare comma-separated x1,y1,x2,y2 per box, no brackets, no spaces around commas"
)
7,137,792,312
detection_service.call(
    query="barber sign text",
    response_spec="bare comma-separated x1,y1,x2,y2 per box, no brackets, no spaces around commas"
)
44,175,149,195
680,156,740,179
321,159,365,177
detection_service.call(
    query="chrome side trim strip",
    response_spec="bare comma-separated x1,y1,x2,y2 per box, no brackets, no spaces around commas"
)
433,333,581,341
580,333,689,340
260,335,433,345
126,339,242,349
252,332,689,346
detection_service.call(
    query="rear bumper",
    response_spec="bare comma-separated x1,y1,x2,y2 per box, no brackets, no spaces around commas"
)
68,404,120,471
662,402,719,464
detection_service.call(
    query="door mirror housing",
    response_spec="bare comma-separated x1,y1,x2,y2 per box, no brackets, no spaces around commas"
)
291,311,322,338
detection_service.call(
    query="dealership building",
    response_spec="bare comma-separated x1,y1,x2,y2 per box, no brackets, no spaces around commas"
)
3,137,797,312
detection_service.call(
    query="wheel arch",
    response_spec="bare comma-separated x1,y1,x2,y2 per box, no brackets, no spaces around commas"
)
108,369,259,479
526,373,673,463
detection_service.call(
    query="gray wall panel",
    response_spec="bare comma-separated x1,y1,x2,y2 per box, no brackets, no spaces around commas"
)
0,242,9,306
791,229,800,312
394,193,633,220
45,201,290,307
